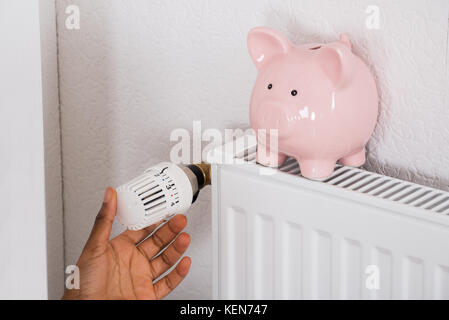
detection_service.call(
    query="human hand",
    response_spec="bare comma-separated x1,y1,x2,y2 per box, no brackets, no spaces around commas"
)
62,187,191,300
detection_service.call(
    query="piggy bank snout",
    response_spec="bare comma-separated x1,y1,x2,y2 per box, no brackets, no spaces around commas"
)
254,102,292,138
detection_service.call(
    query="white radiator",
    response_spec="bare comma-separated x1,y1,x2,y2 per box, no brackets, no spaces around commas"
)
209,135,449,300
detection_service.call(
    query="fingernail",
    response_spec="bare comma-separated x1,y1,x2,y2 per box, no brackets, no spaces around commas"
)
103,187,112,203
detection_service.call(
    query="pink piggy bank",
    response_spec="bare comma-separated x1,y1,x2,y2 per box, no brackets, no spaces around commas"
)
248,27,378,179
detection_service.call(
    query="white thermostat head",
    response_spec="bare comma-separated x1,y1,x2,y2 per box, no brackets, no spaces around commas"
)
116,162,199,230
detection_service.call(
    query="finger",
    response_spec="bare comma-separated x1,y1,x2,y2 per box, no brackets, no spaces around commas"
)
120,221,163,244
85,187,117,249
150,232,190,279
154,256,191,299
137,214,187,259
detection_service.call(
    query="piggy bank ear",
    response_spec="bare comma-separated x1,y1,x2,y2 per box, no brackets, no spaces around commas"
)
247,27,292,69
315,44,355,88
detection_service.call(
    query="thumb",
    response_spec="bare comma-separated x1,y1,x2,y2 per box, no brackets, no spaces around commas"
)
86,187,117,249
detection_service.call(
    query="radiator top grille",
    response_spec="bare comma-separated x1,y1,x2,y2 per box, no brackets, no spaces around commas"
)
234,147,449,216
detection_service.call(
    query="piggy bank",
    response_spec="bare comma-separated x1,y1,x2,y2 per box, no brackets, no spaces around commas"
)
248,27,378,179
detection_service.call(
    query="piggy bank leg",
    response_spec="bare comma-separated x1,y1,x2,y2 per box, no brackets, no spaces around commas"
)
298,159,336,180
339,148,366,167
256,145,287,167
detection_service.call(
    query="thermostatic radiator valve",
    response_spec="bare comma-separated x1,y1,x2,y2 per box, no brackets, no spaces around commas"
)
116,162,211,230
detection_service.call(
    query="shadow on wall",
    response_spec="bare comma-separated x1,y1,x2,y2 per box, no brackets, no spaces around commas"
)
40,0,64,300
57,0,119,279
364,156,449,192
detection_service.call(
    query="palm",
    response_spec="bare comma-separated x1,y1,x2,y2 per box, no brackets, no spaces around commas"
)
102,237,157,299
63,188,191,300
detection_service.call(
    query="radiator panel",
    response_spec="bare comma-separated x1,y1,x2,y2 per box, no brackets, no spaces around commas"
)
212,163,449,300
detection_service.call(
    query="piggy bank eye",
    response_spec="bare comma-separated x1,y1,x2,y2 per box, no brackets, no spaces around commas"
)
267,83,273,90
291,90,298,96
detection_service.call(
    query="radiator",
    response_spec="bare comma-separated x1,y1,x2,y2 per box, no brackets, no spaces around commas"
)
209,135,449,300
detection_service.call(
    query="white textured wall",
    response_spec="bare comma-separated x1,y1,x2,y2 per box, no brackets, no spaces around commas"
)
56,0,449,299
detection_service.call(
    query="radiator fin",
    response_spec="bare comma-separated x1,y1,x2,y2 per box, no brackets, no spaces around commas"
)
373,247,393,299
281,222,302,299
311,230,332,299
254,214,275,299
435,266,449,299
223,207,246,299
402,256,425,299
340,238,362,299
